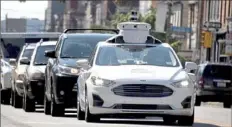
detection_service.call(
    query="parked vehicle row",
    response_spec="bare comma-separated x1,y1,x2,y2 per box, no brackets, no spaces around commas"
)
1,22,231,126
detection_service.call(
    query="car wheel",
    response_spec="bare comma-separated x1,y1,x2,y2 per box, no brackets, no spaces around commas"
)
10,89,15,106
178,112,194,126
223,100,231,108
77,92,85,120
163,116,177,125
44,94,51,115
85,89,100,123
13,91,22,108
195,96,201,106
50,99,65,117
23,91,35,112
1,89,11,105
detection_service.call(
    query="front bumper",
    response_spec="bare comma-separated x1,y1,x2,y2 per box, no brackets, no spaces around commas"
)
53,73,78,107
87,84,195,116
27,80,45,101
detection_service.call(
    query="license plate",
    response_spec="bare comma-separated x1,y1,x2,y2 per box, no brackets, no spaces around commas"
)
217,82,226,87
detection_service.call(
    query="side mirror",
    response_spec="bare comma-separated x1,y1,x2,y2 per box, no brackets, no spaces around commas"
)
185,62,197,73
45,50,56,58
20,57,30,65
9,59,17,66
76,59,89,68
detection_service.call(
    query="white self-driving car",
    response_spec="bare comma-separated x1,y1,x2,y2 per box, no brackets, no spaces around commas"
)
1,59,13,104
76,22,197,126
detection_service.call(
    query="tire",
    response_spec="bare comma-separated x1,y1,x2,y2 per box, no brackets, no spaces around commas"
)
77,92,85,120
23,91,35,112
195,96,201,106
163,116,177,125
178,112,194,126
13,91,22,108
223,100,231,108
1,90,10,105
50,99,65,117
10,89,15,106
44,94,51,115
85,88,100,123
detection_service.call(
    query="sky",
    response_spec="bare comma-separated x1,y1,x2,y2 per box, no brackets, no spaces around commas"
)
1,1,48,20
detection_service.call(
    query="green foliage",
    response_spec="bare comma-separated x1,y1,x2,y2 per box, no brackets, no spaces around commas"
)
170,41,182,52
141,7,156,29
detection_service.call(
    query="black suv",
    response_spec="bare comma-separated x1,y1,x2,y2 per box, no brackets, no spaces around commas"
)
195,62,232,108
44,29,116,116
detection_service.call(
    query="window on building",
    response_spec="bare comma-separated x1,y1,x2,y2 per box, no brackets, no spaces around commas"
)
190,5,195,24
224,0,227,24
229,0,231,17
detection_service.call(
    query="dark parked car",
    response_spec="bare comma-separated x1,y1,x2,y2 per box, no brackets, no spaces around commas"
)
44,29,116,116
195,62,232,108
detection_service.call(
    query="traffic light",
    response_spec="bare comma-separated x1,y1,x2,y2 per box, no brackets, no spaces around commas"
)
201,31,206,46
201,31,212,48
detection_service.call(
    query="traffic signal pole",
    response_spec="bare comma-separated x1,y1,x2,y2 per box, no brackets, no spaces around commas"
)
165,2,172,44
196,0,203,63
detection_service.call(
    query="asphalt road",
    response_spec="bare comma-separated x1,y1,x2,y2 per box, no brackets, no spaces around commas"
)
1,103,231,127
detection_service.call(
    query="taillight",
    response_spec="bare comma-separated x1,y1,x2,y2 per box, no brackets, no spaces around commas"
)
199,77,204,88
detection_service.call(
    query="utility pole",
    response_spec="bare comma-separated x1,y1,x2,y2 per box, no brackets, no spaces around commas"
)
166,1,172,43
196,0,203,64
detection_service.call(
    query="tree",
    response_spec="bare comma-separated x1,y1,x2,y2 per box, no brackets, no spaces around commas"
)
141,7,156,29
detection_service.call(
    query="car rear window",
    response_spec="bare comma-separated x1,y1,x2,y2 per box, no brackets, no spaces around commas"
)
203,65,232,80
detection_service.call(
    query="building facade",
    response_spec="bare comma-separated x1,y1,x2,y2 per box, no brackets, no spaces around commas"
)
44,1,65,32
189,0,232,62
63,0,87,30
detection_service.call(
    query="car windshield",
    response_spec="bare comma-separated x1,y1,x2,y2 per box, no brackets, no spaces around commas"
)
22,49,34,60
60,36,111,58
95,45,180,67
34,45,55,65
203,65,232,80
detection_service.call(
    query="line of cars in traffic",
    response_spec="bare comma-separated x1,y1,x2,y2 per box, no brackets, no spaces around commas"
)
1,22,232,126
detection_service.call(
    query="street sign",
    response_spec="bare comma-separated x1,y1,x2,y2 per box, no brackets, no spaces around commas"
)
204,21,222,29
171,26,192,33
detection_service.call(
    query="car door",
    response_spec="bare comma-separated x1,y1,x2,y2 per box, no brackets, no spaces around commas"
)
78,46,97,108
46,36,63,99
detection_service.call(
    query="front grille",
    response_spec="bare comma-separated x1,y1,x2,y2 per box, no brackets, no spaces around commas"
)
112,84,173,97
112,104,172,110
72,83,78,92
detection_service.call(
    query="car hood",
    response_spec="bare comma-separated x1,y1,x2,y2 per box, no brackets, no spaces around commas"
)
59,58,82,68
16,65,28,74
92,65,186,81
30,65,46,74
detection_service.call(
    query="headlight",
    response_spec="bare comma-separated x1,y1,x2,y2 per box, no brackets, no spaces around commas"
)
172,80,191,88
91,76,116,87
31,72,44,80
58,65,79,75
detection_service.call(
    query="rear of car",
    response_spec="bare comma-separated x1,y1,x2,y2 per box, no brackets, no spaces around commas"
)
11,43,35,108
195,63,232,108
1,59,12,104
23,41,56,112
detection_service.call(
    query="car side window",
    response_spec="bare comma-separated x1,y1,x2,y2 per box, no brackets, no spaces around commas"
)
89,46,98,67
